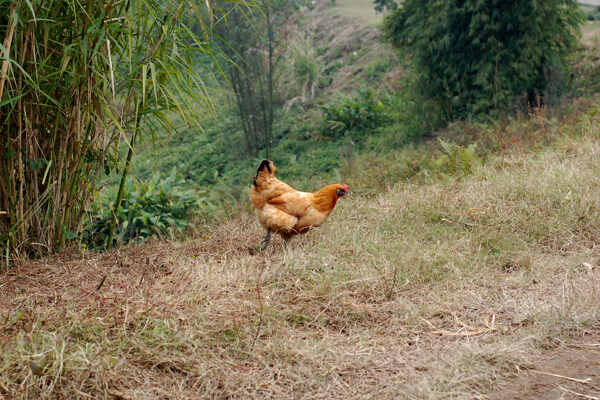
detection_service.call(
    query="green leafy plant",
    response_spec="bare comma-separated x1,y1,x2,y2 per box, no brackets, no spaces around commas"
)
286,34,323,102
438,139,477,177
365,57,392,82
84,169,210,249
322,89,389,139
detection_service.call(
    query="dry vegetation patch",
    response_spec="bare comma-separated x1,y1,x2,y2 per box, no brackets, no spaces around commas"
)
2,133,600,398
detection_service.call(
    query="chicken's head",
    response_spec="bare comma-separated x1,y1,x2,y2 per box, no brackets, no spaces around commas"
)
336,184,349,198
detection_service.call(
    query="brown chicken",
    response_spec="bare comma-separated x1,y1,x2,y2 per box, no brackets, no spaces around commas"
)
249,160,349,249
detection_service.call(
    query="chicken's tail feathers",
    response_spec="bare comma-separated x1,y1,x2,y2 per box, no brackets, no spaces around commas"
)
253,159,276,188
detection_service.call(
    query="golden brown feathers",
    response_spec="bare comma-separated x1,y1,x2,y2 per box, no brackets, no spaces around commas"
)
249,159,348,248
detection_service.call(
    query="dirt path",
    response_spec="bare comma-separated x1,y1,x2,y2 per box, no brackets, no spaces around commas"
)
488,339,600,399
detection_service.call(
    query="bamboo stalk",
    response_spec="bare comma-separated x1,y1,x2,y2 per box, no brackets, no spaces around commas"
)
60,120,94,247
0,1,19,101
17,29,25,242
106,98,142,251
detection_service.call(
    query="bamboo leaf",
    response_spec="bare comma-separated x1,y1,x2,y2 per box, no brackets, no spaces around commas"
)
142,63,147,107
3,150,16,160
150,61,158,103
0,92,26,107
60,55,71,74
42,160,52,185
24,0,37,21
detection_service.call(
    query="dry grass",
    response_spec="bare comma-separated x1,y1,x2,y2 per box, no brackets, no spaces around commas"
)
325,0,383,27
1,113,600,398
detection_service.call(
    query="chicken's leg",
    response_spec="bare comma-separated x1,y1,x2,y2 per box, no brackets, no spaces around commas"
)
261,227,271,251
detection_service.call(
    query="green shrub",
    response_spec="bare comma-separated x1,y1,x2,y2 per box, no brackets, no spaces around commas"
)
288,35,322,101
585,6,600,20
322,89,390,140
84,169,211,249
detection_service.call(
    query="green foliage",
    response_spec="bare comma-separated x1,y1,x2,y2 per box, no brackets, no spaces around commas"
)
322,89,390,140
584,6,600,21
437,139,477,177
134,115,248,188
365,56,392,82
382,0,584,120
84,169,209,248
373,0,398,13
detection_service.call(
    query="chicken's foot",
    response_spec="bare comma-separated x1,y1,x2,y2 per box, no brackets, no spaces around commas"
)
261,227,271,251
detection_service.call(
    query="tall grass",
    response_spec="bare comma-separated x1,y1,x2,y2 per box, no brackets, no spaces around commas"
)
0,0,254,263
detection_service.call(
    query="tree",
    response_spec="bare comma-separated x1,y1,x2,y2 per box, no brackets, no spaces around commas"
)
373,0,397,13
213,0,293,158
382,0,584,120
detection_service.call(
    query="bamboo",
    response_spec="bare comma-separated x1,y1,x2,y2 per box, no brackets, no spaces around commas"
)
106,98,142,251
0,1,18,100
17,29,24,242
0,0,254,263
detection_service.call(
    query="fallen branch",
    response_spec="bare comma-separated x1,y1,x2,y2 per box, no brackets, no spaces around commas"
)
429,328,490,337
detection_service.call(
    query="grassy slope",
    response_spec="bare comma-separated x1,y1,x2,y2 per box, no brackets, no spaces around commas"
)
1,115,600,398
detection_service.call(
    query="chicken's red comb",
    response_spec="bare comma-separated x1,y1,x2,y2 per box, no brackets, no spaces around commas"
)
344,184,348,191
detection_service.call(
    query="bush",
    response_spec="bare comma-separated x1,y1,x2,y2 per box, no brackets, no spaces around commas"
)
382,0,584,120
84,169,210,249
585,6,600,20
322,89,390,140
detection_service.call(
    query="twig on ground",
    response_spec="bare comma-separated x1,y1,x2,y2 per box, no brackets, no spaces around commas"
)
97,275,107,290
557,385,600,400
530,369,592,384
426,313,497,337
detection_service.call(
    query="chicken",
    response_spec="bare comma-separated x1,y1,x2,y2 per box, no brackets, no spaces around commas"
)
249,159,349,249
